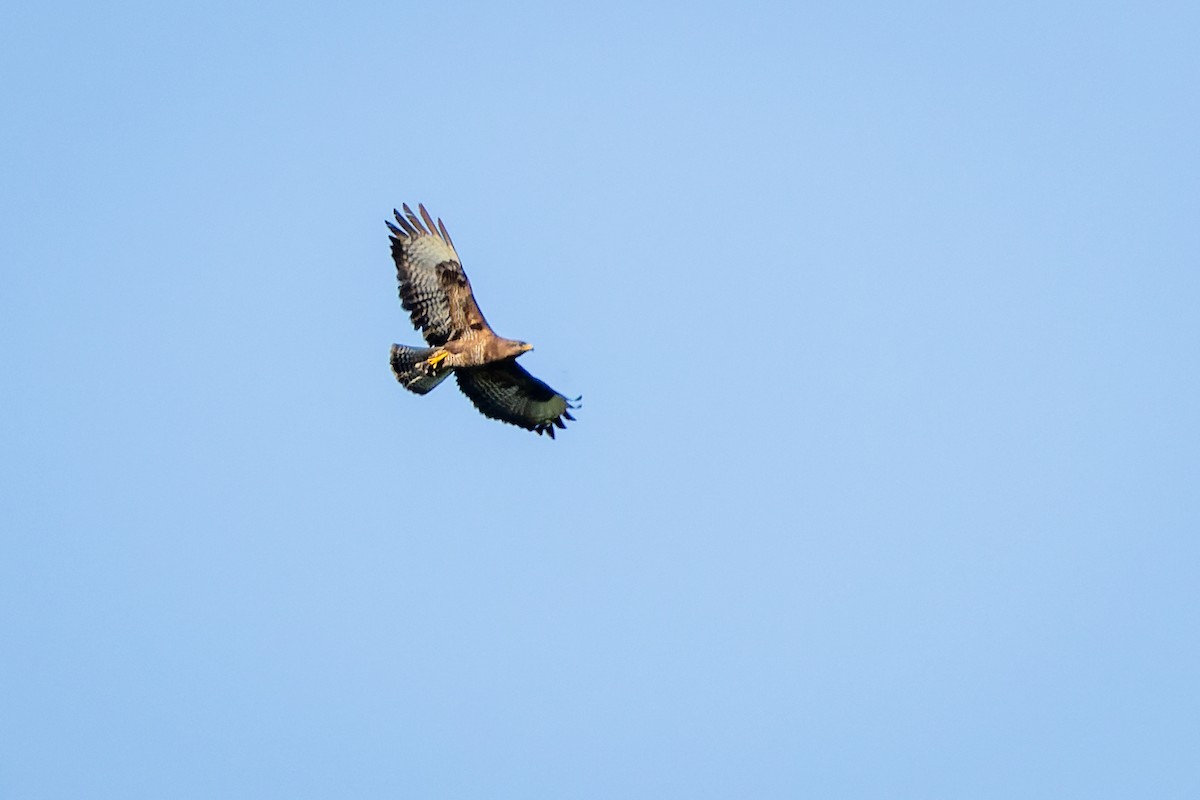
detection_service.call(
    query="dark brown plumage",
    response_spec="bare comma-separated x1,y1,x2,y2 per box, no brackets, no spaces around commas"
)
386,204,578,437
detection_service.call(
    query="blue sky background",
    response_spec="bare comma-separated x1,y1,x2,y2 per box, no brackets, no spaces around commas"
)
2,1,1198,797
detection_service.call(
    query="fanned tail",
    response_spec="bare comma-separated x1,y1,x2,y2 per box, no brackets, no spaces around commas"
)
390,344,452,395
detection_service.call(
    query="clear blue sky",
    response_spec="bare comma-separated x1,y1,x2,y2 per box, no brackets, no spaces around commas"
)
2,1,1198,797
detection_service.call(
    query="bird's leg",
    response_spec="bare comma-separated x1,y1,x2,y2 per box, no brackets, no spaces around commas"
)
424,349,450,371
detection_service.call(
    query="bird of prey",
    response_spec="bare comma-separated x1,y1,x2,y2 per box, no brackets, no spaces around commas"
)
386,203,578,437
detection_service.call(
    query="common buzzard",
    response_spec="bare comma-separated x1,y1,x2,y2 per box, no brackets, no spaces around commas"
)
387,203,578,437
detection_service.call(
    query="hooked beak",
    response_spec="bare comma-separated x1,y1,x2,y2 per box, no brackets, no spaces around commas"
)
520,343,534,353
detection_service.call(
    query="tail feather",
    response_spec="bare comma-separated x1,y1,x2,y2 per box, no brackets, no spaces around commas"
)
390,344,452,395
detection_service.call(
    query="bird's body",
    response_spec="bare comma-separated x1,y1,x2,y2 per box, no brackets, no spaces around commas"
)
387,203,578,437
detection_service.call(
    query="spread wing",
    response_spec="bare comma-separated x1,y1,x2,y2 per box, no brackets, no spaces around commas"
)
455,361,579,438
387,204,491,346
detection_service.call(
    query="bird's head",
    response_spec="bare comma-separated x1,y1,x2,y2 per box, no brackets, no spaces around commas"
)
501,339,534,359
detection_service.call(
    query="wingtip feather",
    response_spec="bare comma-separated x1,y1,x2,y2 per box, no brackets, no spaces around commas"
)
419,204,440,239
391,209,418,236
437,217,455,248
403,203,427,234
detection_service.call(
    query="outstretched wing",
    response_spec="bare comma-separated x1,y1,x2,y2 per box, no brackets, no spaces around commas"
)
387,204,491,346
455,361,579,438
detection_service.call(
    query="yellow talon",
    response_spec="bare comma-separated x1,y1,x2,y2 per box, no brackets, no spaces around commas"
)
426,350,449,369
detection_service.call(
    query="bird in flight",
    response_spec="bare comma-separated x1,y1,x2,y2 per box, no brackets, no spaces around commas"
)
387,203,578,437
